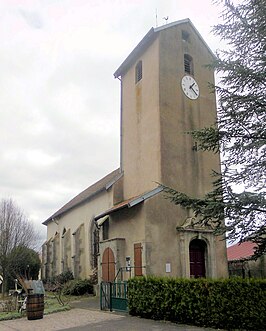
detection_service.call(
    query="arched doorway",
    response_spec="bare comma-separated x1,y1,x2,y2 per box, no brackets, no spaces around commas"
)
102,247,115,282
189,239,207,278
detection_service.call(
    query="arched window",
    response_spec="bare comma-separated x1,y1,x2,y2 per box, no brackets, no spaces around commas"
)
135,60,143,83
189,239,207,278
92,228,100,268
184,54,194,75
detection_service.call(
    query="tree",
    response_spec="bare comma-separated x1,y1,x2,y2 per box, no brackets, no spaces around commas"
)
164,0,266,257
0,198,39,294
6,245,41,289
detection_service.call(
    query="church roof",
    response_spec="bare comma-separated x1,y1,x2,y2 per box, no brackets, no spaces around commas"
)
43,168,122,225
114,18,215,78
94,186,163,222
227,241,258,261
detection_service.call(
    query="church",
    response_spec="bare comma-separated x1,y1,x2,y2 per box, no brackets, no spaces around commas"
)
42,19,228,283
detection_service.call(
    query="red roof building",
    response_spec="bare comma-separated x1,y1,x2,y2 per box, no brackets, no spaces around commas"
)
227,241,257,261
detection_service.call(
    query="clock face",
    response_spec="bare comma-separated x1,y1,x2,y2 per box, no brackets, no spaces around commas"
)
181,75,200,100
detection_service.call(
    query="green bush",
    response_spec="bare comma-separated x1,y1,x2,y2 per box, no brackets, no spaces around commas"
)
44,270,74,292
62,278,93,296
128,276,266,330
55,270,74,284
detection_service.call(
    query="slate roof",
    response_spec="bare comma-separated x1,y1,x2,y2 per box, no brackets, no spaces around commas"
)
227,241,258,261
43,168,121,225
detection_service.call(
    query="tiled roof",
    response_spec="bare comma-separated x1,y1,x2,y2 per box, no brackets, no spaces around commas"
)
227,241,258,261
43,168,121,225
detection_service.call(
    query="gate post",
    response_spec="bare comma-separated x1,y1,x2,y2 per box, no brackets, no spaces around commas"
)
100,282,103,310
109,282,112,312
100,282,111,310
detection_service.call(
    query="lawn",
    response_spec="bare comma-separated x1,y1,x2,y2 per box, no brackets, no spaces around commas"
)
0,293,80,321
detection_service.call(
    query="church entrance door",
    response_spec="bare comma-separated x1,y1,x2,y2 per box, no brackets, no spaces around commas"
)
102,247,115,282
189,239,206,278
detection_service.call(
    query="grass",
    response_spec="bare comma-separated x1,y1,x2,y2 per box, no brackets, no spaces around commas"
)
0,293,81,321
0,311,22,321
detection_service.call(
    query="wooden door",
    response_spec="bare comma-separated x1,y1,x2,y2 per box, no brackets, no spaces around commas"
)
102,247,115,282
189,239,206,278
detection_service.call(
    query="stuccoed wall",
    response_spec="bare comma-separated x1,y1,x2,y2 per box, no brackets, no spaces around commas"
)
44,188,114,279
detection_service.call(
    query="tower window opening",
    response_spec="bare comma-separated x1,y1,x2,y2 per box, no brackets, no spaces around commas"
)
182,30,190,42
184,54,194,75
135,60,143,83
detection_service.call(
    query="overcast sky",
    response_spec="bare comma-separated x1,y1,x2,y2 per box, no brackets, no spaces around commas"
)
0,0,224,244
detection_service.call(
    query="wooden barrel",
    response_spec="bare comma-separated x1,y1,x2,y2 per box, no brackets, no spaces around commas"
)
26,294,44,320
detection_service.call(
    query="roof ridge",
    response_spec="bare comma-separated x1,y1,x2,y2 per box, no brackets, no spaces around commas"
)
114,18,215,78
43,168,121,225
227,241,258,261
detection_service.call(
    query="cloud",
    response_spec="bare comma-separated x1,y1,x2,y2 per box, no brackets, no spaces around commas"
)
19,9,43,29
0,0,222,249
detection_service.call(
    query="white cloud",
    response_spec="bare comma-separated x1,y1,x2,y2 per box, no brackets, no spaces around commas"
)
0,0,222,246
19,9,43,29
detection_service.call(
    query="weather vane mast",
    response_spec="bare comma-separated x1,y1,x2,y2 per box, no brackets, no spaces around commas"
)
155,9,169,27
163,16,169,24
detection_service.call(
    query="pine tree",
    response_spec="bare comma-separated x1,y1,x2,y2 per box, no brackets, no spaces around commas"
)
164,0,266,257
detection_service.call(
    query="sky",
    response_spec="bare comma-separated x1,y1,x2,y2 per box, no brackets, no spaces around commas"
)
0,0,224,245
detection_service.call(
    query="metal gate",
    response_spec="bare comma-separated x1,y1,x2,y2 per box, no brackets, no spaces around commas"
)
100,281,128,312
100,282,111,310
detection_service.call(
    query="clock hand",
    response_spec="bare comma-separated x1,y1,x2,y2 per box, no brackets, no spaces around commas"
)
189,83,195,89
190,86,198,96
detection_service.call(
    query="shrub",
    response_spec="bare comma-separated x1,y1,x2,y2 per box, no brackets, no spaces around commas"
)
128,276,266,330
44,270,74,292
62,279,93,296
55,270,74,284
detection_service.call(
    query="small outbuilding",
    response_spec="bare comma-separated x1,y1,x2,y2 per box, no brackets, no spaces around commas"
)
227,241,266,278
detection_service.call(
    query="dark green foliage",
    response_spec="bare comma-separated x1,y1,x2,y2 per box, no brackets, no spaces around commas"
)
0,199,39,293
128,276,266,330
6,245,41,289
62,278,93,296
164,0,266,256
54,270,74,285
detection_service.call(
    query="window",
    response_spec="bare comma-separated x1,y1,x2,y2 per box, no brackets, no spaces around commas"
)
182,30,190,42
102,218,109,241
184,54,194,75
92,229,99,268
135,60,142,83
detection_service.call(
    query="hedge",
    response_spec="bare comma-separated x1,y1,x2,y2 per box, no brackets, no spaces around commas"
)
128,276,266,330
62,278,94,296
